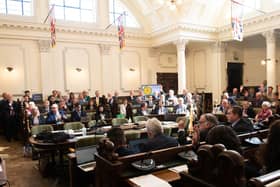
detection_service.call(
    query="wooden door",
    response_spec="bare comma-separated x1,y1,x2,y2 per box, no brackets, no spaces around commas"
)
156,73,178,94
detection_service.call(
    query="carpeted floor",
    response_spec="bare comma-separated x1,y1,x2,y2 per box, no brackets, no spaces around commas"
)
0,136,69,187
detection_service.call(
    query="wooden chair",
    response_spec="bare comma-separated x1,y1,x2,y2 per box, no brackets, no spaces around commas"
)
111,118,128,126
248,169,280,187
133,116,149,123
64,122,84,130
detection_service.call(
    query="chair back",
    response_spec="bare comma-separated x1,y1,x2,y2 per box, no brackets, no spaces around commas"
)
31,124,54,136
111,118,128,126
124,130,141,142
76,135,106,148
163,127,172,136
88,120,97,128
133,116,149,123
64,122,84,130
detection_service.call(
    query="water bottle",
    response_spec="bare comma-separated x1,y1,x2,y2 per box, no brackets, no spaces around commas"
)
82,127,87,136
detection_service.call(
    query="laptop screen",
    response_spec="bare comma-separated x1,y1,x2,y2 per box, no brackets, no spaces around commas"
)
75,145,97,165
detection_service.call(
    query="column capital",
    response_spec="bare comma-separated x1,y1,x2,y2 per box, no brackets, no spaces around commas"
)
99,44,111,55
262,30,276,43
38,40,50,53
212,41,227,53
173,39,188,51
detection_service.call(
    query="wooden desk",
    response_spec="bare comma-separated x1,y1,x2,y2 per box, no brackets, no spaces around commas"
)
153,169,180,182
0,160,7,187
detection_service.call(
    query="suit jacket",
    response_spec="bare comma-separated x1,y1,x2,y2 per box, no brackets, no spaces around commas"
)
231,118,254,134
139,134,178,152
242,107,255,118
153,105,168,115
71,110,87,122
93,97,105,108
119,104,133,119
175,104,188,114
46,110,67,124
29,115,45,126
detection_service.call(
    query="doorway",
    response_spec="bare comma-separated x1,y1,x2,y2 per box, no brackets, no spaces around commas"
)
227,62,243,93
156,73,178,94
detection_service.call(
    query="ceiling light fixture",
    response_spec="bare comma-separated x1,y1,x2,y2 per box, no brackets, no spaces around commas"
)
5,67,14,72
166,0,183,11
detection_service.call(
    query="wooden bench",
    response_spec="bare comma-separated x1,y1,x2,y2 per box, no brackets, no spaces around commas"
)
95,143,194,187
248,169,280,187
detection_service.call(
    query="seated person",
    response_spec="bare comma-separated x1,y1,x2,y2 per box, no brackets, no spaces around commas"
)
259,120,280,173
39,99,50,114
255,101,273,123
227,106,254,134
136,102,149,116
146,95,155,107
29,107,45,126
175,97,189,115
190,113,219,146
71,103,87,122
139,118,178,152
95,105,110,122
252,92,264,108
219,99,230,114
206,125,242,154
242,101,255,118
107,127,135,156
153,100,167,115
46,103,67,124
166,89,177,105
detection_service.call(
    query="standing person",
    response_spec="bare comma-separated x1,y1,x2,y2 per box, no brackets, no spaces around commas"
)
3,94,19,142
119,98,133,121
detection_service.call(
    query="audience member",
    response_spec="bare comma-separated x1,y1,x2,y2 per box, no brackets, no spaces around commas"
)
252,92,263,107
227,106,254,134
119,98,133,120
137,102,149,116
71,103,87,122
95,105,110,122
255,101,273,123
46,104,67,124
219,99,230,114
242,101,255,118
206,125,242,154
139,118,178,152
175,97,189,115
29,107,45,126
259,120,280,173
107,127,135,156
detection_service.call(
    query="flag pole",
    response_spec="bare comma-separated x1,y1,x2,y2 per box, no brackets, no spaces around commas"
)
231,0,266,14
43,4,55,24
104,11,126,31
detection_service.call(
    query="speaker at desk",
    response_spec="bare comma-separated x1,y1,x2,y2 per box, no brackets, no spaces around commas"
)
202,93,212,114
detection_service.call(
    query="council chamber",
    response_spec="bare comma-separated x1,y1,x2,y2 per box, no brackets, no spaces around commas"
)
0,0,280,187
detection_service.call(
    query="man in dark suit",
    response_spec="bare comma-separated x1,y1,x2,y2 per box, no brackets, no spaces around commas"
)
93,90,104,109
0,93,8,135
127,90,136,104
139,118,178,152
2,94,19,142
242,101,255,118
46,104,67,124
136,102,149,116
71,103,87,122
227,106,254,134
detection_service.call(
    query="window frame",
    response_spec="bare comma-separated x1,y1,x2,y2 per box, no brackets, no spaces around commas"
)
0,0,33,16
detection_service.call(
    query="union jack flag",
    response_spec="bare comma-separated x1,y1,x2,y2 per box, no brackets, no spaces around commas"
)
117,13,125,49
231,0,244,41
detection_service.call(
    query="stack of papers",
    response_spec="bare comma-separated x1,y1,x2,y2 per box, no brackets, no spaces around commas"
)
168,164,188,173
129,174,172,187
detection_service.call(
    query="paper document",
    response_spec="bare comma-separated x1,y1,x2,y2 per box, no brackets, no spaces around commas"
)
168,164,188,173
129,174,172,187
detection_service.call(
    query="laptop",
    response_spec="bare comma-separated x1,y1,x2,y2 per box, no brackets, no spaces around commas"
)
76,145,97,172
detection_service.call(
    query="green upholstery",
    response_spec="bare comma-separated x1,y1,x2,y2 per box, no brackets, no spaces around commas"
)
116,114,125,119
64,122,84,130
87,112,95,120
111,118,128,126
132,109,138,115
75,135,105,148
31,125,54,136
87,120,97,128
133,116,149,123
167,107,174,113
66,113,71,119
124,130,141,142
163,127,172,136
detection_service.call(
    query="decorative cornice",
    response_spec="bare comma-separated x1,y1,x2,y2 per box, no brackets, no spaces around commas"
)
174,39,188,51
152,23,218,37
0,21,151,40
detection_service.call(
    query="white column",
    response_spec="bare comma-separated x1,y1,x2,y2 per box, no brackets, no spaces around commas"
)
38,40,51,98
263,30,277,90
212,42,227,103
98,0,110,28
174,39,188,94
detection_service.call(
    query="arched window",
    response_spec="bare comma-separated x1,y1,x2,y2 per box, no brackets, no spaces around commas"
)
49,0,97,23
109,0,140,28
0,0,33,16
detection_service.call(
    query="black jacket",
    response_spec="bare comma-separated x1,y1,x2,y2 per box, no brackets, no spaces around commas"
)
231,118,254,134
139,134,178,152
